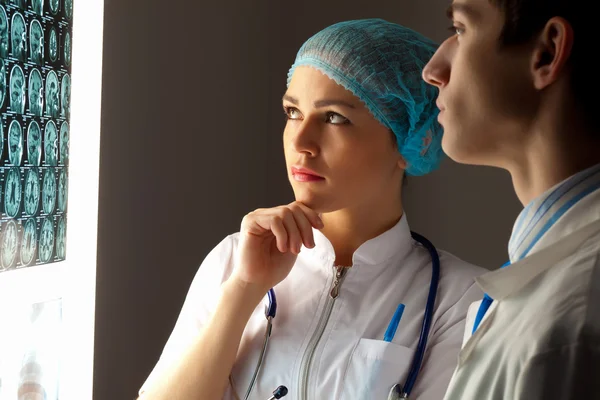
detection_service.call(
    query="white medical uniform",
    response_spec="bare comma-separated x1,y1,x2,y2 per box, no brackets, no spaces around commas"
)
140,215,485,400
443,163,600,400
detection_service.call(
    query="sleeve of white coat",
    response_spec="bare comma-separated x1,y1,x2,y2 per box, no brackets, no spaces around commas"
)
515,340,600,399
138,234,238,397
411,281,484,400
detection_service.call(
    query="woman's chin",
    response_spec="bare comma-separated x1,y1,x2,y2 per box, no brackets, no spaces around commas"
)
293,192,338,214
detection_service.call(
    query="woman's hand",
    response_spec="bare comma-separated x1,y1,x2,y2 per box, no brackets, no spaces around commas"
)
230,201,323,294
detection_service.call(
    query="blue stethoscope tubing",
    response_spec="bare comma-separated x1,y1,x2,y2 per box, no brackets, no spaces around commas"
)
242,231,440,400
390,231,441,399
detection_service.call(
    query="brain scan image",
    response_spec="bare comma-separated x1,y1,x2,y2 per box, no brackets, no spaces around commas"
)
32,0,44,15
20,218,37,266
4,167,22,218
24,167,40,216
45,71,59,118
44,120,58,166
0,59,6,109
48,27,58,63
49,0,59,15
8,120,23,166
29,68,44,117
0,119,3,160
30,20,44,65
0,7,8,59
64,32,71,67
58,168,67,212
1,219,19,270
38,217,54,263
10,65,26,114
61,74,70,119
28,120,42,166
42,168,56,215
55,216,66,259
11,12,26,62
65,0,73,19
60,122,69,165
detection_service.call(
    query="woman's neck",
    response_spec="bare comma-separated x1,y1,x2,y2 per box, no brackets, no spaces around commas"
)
320,200,403,267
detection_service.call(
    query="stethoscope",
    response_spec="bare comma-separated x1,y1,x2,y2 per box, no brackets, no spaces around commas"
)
237,231,440,400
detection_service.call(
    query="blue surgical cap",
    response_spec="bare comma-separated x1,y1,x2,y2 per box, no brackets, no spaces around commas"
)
287,19,443,176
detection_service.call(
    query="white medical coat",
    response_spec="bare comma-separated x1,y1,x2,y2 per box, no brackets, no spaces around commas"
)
140,215,485,400
443,178,600,400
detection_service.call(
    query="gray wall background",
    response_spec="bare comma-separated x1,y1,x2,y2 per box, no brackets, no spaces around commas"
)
94,0,522,398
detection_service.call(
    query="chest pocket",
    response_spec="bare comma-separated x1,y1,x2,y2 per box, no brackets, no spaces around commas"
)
339,338,414,400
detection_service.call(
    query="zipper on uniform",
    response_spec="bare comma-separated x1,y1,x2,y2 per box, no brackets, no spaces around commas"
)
298,265,349,400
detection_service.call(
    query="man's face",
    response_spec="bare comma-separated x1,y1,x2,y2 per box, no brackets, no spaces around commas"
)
422,0,538,167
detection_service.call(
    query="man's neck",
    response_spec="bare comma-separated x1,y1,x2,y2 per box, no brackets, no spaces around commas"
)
508,118,600,206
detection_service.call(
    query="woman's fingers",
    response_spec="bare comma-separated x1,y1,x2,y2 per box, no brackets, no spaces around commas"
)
242,201,323,254
290,204,316,249
269,215,289,253
293,202,324,230
281,209,303,254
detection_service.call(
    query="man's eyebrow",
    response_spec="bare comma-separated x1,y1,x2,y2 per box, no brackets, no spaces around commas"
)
446,3,480,21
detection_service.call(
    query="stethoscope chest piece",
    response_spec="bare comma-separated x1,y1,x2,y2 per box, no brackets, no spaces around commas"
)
388,383,408,400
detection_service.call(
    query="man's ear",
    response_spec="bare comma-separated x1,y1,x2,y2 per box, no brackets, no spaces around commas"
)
531,16,574,90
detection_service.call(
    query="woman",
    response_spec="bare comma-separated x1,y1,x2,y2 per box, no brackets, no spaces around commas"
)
138,19,486,400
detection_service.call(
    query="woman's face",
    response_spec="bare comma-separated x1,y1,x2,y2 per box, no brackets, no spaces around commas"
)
283,66,405,214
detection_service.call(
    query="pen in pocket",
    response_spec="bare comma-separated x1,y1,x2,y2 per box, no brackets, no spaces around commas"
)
384,303,405,342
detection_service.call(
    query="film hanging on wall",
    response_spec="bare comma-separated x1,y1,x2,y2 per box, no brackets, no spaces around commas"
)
0,0,72,273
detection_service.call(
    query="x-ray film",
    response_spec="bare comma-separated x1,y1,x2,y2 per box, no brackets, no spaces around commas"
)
0,1,73,273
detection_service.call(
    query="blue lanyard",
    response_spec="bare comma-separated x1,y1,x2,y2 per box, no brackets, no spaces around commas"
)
471,261,510,334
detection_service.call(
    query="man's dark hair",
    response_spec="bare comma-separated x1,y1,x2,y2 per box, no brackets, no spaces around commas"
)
490,0,592,127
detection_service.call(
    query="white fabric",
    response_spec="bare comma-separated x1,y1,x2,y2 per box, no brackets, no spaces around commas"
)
140,215,485,400
508,162,600,262
443,181,600,400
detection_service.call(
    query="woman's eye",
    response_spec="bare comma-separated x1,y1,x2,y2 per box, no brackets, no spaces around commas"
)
327,112,350,125
284,107,302,120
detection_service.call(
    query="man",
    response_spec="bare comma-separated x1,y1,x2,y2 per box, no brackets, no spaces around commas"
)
422,0,600,399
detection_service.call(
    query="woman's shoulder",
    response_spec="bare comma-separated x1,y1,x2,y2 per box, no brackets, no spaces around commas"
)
188,232,242,290
432,248,487,310
437,248,488,281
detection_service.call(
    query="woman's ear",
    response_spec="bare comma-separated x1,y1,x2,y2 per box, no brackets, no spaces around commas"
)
397,156,408,170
